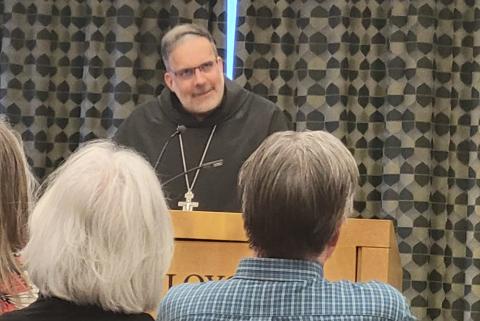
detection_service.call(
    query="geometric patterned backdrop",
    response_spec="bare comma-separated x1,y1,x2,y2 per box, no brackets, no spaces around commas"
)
234,1,480,320
0,0,226,178
1,1,480,320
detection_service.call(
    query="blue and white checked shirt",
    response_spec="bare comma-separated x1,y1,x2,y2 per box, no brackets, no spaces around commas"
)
159,257,416,321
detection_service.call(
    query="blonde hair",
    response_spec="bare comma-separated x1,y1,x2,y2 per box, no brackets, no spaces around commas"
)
24,140,174,313
0,119,33,291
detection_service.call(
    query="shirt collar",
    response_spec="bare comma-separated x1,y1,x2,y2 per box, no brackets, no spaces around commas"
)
233,257,324,282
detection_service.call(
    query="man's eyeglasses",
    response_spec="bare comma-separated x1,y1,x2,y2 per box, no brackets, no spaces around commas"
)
169,59,218,81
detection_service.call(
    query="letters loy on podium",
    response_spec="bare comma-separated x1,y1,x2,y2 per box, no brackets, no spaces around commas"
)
163,210,402,295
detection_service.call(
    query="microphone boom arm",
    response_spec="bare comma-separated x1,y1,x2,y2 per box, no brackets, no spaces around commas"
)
161,159,224,186
153,125,187,170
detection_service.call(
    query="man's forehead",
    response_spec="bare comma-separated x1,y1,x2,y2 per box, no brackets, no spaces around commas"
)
168,35,217,67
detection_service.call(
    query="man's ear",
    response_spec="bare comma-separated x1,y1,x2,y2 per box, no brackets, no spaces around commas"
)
217,56,224,74
327,226,341,249
164,72,174,92
318,219,345,264
330,215,346,247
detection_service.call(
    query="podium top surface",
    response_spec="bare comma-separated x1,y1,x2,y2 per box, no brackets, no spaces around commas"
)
171,210,397,248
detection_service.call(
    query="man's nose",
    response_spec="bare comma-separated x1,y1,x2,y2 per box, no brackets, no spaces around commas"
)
193,68,207,85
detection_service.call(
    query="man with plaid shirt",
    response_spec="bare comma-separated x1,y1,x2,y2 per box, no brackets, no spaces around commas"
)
159,131,416,321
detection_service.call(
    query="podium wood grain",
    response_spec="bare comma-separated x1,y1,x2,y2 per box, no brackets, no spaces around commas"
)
163,211,402,295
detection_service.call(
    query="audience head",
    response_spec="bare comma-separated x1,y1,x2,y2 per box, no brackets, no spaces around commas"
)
239,131,358,260
161,23,224,119
24,140,174,313
0,119,32,290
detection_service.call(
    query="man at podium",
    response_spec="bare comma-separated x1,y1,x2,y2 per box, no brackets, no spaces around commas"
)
114,24,288,212
159,131,415,321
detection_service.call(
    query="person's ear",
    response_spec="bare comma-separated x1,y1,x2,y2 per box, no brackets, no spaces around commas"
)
216,56,224,73
319,219,345,264
164,72,174,92
327,226,341,249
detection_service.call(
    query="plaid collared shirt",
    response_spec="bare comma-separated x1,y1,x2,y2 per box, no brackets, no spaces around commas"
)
159,257,416,321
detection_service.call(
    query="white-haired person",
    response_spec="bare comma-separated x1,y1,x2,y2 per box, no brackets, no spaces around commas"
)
0,140,174,321
0,120,35,314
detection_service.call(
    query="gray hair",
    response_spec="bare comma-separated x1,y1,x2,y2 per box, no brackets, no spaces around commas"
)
161,24,218,69
24,140,174,313
239,131,359,259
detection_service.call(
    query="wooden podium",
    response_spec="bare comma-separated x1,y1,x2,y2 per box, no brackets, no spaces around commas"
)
163,210,402,294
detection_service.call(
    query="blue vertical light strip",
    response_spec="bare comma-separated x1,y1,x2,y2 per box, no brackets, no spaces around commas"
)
225,0,237,79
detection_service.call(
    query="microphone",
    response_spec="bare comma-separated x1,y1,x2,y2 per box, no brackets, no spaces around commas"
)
161,159,224,186
153,125,186,170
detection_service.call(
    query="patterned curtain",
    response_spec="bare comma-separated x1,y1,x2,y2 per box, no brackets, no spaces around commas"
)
2,0,480,320
0,0,226,178
235,1,479,321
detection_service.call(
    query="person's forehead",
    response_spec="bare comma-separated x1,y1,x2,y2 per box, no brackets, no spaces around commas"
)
168,36,216,68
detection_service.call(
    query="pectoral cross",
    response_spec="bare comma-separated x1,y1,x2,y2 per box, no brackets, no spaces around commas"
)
178,190,199,211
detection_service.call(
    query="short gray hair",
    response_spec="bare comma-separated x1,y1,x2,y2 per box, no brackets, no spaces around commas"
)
161,24,218,69
24,140,174,313
239,131,359,259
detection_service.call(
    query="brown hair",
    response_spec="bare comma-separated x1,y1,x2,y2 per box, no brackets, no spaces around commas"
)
239,131,358,259
0,120,31,291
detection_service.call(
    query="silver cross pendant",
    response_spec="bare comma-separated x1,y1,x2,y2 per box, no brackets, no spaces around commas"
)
178,190,199,211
